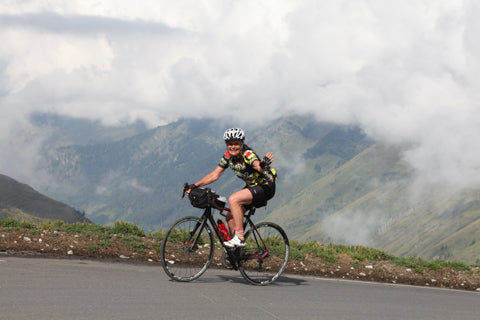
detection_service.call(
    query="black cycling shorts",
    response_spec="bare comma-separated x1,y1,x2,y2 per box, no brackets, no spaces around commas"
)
246,182,276,208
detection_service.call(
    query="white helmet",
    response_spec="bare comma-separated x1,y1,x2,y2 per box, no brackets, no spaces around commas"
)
223,128,245,141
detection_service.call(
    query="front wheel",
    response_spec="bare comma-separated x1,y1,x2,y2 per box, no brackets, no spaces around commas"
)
239,222,289,285
160,216,214,282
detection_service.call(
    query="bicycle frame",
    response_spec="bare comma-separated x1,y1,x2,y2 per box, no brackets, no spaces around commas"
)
185,201,265,270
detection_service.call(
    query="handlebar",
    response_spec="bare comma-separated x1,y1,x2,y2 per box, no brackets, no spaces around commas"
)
182,182,229,213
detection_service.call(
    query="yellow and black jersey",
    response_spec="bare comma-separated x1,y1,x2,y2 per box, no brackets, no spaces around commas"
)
218,149,277,187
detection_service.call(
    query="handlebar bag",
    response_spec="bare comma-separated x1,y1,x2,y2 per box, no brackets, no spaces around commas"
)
188,187,210,208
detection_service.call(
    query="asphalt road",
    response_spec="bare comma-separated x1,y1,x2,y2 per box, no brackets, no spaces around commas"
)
0,257,479,320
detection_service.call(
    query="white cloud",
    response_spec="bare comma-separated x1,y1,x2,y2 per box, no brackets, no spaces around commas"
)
321,209,385,246
1,0,480,191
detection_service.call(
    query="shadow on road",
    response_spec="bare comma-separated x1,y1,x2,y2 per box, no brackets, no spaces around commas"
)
209,274,309,286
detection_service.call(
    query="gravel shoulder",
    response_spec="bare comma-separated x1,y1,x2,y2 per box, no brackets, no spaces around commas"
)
2,228,480,292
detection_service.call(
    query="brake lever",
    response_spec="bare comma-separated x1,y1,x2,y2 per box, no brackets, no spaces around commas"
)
182,182,189,199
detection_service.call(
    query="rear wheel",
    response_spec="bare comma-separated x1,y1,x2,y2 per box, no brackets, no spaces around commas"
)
239,222,289,285
160,216,214,282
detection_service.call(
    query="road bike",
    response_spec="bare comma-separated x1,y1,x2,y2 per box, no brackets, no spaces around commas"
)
160,183,289,285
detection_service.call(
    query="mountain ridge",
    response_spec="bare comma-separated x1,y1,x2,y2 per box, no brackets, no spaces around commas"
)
27,114,480,263
0,174,91,224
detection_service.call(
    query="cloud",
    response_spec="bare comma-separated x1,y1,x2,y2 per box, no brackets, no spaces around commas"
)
321,209,385,246
96,174,152,196
0,1,294,125
1,0,480,191
0,12,178,35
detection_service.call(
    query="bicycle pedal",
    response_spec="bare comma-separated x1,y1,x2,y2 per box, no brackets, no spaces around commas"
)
220,252,234,270
233,247,243,255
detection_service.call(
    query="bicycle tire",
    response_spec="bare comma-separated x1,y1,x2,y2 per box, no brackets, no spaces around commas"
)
160,216,214,282
239,222,289,285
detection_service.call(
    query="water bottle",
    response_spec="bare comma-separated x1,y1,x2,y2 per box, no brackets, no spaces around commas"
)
217,219,231,241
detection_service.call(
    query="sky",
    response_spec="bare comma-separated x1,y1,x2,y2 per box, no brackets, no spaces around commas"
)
1,0,480,192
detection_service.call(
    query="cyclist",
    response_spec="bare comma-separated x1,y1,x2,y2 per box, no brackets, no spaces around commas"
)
187,128,277,247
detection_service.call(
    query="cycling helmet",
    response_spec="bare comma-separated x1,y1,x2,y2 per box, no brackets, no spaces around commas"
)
223,128,245,141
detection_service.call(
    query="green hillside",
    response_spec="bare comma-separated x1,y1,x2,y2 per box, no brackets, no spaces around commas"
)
374,190,480,264
266,143,408,239
267,142,480,264
0,174,91,223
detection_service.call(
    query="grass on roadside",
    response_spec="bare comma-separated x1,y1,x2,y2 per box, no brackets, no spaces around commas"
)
0,218,163,255
1,218,479,272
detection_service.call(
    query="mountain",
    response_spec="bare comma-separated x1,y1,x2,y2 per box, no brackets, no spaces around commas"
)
266,143,409,240
40,118,230,229
0,174,91,223
267,142,480,264
33,114,480,263
31,112,148,147
38,116,373,228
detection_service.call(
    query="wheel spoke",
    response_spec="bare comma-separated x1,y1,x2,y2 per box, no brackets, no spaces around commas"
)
160,217,213,282
239,222,289,285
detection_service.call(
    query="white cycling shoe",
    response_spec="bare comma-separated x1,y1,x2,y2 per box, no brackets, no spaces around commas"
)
223,235,246,248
